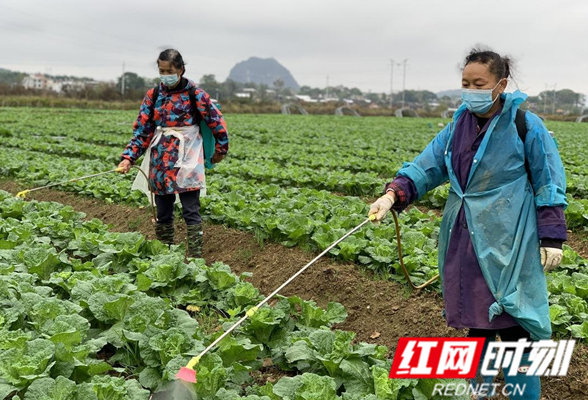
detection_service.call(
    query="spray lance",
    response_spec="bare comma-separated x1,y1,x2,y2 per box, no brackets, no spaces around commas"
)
15,166,157,222
15,168,125,199
13,170,439,392
171,210,439,389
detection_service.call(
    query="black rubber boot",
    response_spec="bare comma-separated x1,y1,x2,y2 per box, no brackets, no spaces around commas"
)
155,223,175,246
186,223,203,258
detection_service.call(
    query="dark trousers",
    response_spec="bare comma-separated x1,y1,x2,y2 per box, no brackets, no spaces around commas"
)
468,324,533,353
468,324,532,342
468,325,540,399
155,190,201,226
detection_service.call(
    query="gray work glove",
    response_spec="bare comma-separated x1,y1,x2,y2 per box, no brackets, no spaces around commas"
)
368,192,396,222
541,247,563,272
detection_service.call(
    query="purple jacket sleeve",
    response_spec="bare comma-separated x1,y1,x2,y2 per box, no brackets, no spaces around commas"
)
385,176,418,213
537,206,567,248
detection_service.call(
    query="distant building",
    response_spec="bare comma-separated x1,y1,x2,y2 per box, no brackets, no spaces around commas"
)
22,74,99,93
22,74,51,90
50,81,64,92
50,80,82,93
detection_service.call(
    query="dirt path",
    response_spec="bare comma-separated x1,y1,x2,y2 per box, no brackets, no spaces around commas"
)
1,180,586,400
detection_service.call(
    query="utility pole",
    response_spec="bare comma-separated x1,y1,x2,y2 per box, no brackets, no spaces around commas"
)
389,59,394,109
543,83,548,114
552,84,557,115
121,62,125,97
401,59,408,109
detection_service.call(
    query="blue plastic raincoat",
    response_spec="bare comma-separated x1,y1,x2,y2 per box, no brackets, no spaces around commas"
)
397,90,567,340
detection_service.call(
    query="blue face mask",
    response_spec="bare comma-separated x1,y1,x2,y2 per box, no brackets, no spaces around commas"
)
461,80,503,114
160,73,179,87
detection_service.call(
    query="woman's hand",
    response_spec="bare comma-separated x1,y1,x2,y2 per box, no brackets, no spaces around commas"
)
211,152,226,164
117,159,132,173
541,247,563,272
368,191,396,222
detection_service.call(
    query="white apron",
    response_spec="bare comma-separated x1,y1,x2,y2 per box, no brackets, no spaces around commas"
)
131,125,206,206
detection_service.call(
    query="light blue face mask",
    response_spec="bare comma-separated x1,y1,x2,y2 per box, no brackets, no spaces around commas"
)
160,73,179,87
461,80,503,114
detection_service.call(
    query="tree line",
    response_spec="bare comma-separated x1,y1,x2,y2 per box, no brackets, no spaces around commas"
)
1,68,585,115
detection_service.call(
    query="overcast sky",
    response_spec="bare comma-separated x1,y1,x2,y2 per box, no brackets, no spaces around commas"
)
1,0,587,98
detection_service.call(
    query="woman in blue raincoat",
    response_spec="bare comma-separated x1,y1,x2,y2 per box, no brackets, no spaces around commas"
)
369,48,567,400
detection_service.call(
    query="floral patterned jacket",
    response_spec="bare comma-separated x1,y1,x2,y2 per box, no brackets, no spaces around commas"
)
121,78,229,195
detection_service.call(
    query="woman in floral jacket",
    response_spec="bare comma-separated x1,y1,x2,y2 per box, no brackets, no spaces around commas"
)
118,49,229,258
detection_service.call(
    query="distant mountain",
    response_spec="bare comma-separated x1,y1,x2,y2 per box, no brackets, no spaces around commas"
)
227,57,300,91
436,89,461,99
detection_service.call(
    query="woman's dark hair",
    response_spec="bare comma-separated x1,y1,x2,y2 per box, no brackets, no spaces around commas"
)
157,49,185,74
464,47,512,80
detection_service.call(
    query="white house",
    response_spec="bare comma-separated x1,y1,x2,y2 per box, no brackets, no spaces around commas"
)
22,74,51,90
22,74,99,93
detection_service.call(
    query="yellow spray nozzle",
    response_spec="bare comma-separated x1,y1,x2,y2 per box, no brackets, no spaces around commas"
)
115,166,125,172
186,355,201,370
16,190,30,199
186,305,201,313
369,214,376,221
246,306,259,318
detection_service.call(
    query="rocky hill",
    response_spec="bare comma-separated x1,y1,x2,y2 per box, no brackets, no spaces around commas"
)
227,57,300,91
